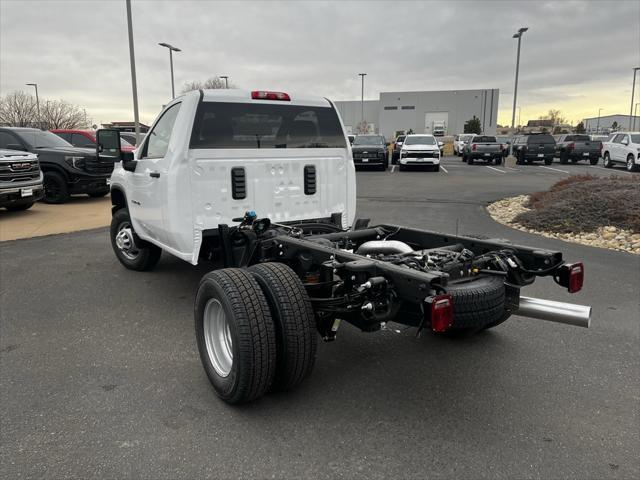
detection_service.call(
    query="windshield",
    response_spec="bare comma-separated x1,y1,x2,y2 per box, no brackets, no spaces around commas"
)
473,136,497,143
396,135,406,142
16,130,73,148
528,134,555,144
190,102,347,149
565,135,590,141
404,135,436,145
353,135,384,146
630,134,640,144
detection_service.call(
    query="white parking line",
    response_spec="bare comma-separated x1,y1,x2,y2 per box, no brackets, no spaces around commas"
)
539,165,570,174
390,165,396,173
589,165,633,175
486,166,506,174
504,166,520,171
440,165,448,174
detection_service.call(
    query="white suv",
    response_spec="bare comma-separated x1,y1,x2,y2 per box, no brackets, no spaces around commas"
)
602,132,640,172
398,134,441,171
453,134,475,156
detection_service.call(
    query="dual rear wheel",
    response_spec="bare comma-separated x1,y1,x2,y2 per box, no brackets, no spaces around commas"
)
195,263,318,404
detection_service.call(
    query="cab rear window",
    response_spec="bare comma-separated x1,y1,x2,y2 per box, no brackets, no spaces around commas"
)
190,102,347,149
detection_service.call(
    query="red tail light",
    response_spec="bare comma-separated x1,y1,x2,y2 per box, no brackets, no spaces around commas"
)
568,263,584,293
568,142,575,150
558,262,584,293
429,294,454,332
472,144,477,151
251,91,291,101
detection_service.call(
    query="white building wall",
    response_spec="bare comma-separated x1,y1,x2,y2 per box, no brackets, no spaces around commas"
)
582,114,640,133
335,89,500,140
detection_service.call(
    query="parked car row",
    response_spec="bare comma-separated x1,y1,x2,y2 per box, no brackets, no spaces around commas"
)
0,127,116,208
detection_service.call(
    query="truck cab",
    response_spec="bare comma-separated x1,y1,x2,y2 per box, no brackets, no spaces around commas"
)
103,89,356,268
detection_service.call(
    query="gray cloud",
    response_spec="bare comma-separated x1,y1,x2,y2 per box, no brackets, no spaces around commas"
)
1,0,638,125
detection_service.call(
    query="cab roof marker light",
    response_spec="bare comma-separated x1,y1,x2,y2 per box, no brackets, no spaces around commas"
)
251,91,291,101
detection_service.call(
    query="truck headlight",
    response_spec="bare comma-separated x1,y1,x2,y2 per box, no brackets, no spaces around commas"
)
64,156,86,169
400,151,407,158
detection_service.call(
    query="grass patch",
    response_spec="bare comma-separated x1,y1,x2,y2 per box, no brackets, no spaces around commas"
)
514,175,640,234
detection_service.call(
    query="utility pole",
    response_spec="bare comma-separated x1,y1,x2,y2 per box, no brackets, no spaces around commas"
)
596,108,603,134
26,83,40,128
511,27,528,129
126,0,141,145
220,76,229,89
630,67,639,131
358,73,366,132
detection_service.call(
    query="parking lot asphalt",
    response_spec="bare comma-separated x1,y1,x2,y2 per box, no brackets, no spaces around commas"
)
1,156,638,479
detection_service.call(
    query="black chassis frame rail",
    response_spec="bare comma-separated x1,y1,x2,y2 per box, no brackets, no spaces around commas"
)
256,224,564,305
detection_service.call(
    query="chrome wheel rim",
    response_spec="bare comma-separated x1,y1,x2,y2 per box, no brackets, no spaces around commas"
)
115,222,140,260
203,299,233,377
627,158,633,171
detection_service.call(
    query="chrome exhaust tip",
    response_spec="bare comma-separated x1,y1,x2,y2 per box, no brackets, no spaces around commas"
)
517,296,591,328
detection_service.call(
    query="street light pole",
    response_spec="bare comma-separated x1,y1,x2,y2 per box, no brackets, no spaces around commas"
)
220,76,229,89
511,27,528,129
158,42,181,99
596,108,603,134
126,0,141,145
26,83,40,128
358,73,366,131
631,67,640,131
634,102,639,130
517,106,521,129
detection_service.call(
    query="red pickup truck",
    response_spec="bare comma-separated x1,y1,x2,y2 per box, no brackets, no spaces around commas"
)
51,129,136,153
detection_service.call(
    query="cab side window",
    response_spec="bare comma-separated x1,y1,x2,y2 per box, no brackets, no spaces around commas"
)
140,103,181,159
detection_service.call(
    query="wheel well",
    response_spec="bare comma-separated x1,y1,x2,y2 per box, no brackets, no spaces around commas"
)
40,165,69,180
111,188,127,214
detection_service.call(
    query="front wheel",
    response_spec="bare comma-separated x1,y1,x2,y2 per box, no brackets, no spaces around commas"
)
43,171,69,204
603,152,613,168
627,155,639,172
110,208,162,271
195,269,276,404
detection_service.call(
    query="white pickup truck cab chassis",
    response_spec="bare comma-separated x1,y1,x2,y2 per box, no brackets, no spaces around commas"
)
98,89,591,404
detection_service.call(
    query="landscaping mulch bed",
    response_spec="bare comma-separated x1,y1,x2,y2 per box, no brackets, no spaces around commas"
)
487,175,640,254
514,174,640,234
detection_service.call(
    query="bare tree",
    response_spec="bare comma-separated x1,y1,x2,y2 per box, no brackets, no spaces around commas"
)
40,99,86,129
0,91,38,127
181,76,234,93
540,109,567,126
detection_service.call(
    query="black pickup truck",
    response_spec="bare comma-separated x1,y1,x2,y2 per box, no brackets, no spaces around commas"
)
351,134,389,171
555,134,601,165
512,134,556,165
0,127,114,203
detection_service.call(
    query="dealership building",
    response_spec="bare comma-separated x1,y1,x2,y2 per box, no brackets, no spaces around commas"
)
334,89,500,139
581,114,640,133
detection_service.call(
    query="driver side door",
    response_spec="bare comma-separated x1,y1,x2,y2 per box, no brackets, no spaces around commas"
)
128,102,181,245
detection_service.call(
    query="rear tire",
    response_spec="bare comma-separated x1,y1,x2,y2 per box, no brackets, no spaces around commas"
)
249,263,318,392
603,152,612,168
544,157,553,165
627,154,639,172
110,208,162,271
589,157,599,166
559,152,568,164
468,156,474,165
42,171,69,204
195,269,276,404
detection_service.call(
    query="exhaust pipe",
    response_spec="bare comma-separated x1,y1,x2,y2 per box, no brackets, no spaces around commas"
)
516,296,591,328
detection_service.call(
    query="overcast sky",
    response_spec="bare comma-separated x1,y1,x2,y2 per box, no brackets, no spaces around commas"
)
1,0,639,126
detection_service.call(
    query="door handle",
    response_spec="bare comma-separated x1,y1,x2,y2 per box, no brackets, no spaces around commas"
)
149,171,160,178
